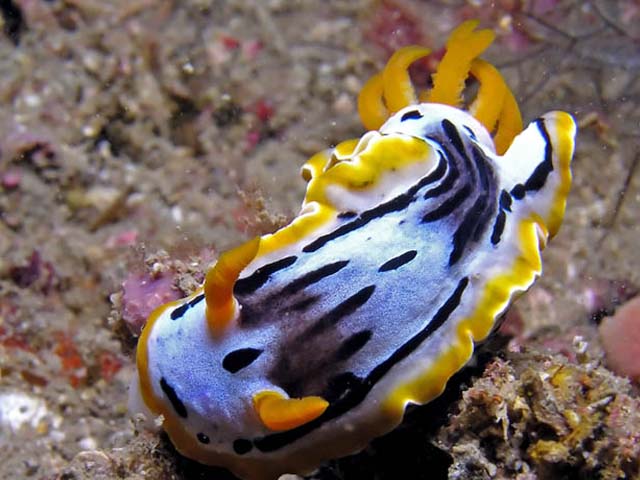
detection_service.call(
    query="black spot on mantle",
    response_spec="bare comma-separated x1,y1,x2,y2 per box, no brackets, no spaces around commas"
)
401,110,423,122
222,348,263,373
233,438,253,455
378,250,417,272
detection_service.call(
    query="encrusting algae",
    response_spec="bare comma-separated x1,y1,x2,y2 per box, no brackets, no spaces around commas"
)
440,349,640,479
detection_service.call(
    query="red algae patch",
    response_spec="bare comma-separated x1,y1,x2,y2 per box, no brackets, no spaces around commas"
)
121,273,181,336
599,296,640,382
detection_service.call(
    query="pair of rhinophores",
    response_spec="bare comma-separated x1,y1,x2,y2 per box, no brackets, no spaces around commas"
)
130,20,576,480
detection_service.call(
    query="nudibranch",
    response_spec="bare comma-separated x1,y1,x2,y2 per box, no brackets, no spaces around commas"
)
130,20,576,480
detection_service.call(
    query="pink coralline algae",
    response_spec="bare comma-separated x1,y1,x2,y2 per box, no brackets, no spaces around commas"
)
599,295,640,382
105,230,139,248
1,170,21,189
121,273,181,336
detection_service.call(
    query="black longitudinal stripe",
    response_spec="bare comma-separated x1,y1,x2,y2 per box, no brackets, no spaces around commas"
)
422,183,471,223
335,330,373,361
429,133,497,260
170,293,205,320
302,153,448,254
424,149,458,199
458,133,477,184
234,256,297,295
523,119,554,192
472,198,496,242
222,348,263,373
469,145,498,242
288,296,319,312
510,119,554,199
427,154,448,183
160,377,187,418
252,277,469,453
170,302,189,320
401,109,423,121
472,145,491,191
499,190,512,212
325,372,362,403
491,211,507,245
189,293,205,307
280,260,349,296
449,195,486,265
491,190,513,245
442,119,466,156
337,211,357,219
300,285,376,340
378,250,418,272
463,125,477,140
511,183,525,199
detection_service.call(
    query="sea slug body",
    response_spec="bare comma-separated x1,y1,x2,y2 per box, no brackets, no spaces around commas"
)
130,20,576,480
